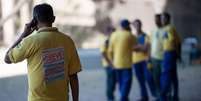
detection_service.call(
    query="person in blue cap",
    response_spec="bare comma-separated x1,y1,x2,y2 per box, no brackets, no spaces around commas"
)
108,19,137,101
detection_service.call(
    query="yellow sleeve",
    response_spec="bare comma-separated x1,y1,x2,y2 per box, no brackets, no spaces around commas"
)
68,39,82,75
170,26,180,42
8,37,36,63
108,33,115,60
168,31,174,43
172,27,181,56
100,42,107,53
173,27,181,46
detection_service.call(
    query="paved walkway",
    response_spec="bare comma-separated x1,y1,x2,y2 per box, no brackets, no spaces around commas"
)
0,48,201,101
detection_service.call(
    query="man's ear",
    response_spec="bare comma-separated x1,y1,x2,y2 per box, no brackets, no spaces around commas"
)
51,16,55,23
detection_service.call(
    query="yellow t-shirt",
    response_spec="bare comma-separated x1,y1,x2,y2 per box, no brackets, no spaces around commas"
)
162,25,181,51
132,34,149,64
100,39,110,67
8,27,82,101
108,30,137,69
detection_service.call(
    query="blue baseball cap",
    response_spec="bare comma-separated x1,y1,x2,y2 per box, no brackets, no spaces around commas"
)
120,19,130,28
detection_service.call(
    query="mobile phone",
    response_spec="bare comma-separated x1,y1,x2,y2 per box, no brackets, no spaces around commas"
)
30,17,38,28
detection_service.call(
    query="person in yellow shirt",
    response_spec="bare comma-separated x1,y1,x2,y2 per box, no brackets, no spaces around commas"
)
4,4,81,101
100,26,117,101
132,19,156,101
108,19,136,101
160,12,181,101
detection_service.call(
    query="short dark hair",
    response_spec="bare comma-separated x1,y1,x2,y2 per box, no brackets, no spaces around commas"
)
33,3,54,23
106,26,115,34
163,12,171,21
155,14,162,27
133,19,142,25
155,14,161,19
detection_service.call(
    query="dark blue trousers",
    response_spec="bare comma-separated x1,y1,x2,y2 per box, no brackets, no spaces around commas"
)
133,61,156,99
105,67,117,101
160,51,179,101
151,58,162,96
115,68,132,101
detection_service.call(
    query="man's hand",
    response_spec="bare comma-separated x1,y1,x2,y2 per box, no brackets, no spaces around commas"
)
102,52,114,68
109,61,115,68
21,19,37,38
133,45,143,52
4,19,37,64
133,43,150,53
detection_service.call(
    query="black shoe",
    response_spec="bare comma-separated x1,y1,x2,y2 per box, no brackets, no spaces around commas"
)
172,96,179,101
107,99,115,101
137,97,148,101
153,97,160,101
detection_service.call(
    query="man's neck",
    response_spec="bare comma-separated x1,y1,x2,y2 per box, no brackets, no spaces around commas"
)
157,26,162,29
37,23,52,29
137,30,143,35
122,27,131,31
156,24,162,28
164,23,170,27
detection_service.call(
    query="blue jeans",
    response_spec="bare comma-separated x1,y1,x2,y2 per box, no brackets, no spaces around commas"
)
105,67,117,101
133,61,156,99
151,58,162,96
115,68,132,101
160,51,179,101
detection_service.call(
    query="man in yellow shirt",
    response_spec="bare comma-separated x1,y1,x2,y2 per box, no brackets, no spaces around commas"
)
108,19,136,101
4,4,81,101
100,26,117,101
132,19,156,101
160,12,181,101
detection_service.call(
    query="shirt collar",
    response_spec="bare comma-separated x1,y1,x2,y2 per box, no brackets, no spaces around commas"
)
164,24,171,28
37,27,58,33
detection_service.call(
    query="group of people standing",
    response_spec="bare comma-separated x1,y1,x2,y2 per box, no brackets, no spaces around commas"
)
101,12,181,101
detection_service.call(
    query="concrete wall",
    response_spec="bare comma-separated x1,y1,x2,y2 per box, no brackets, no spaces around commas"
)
164,0,201,41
